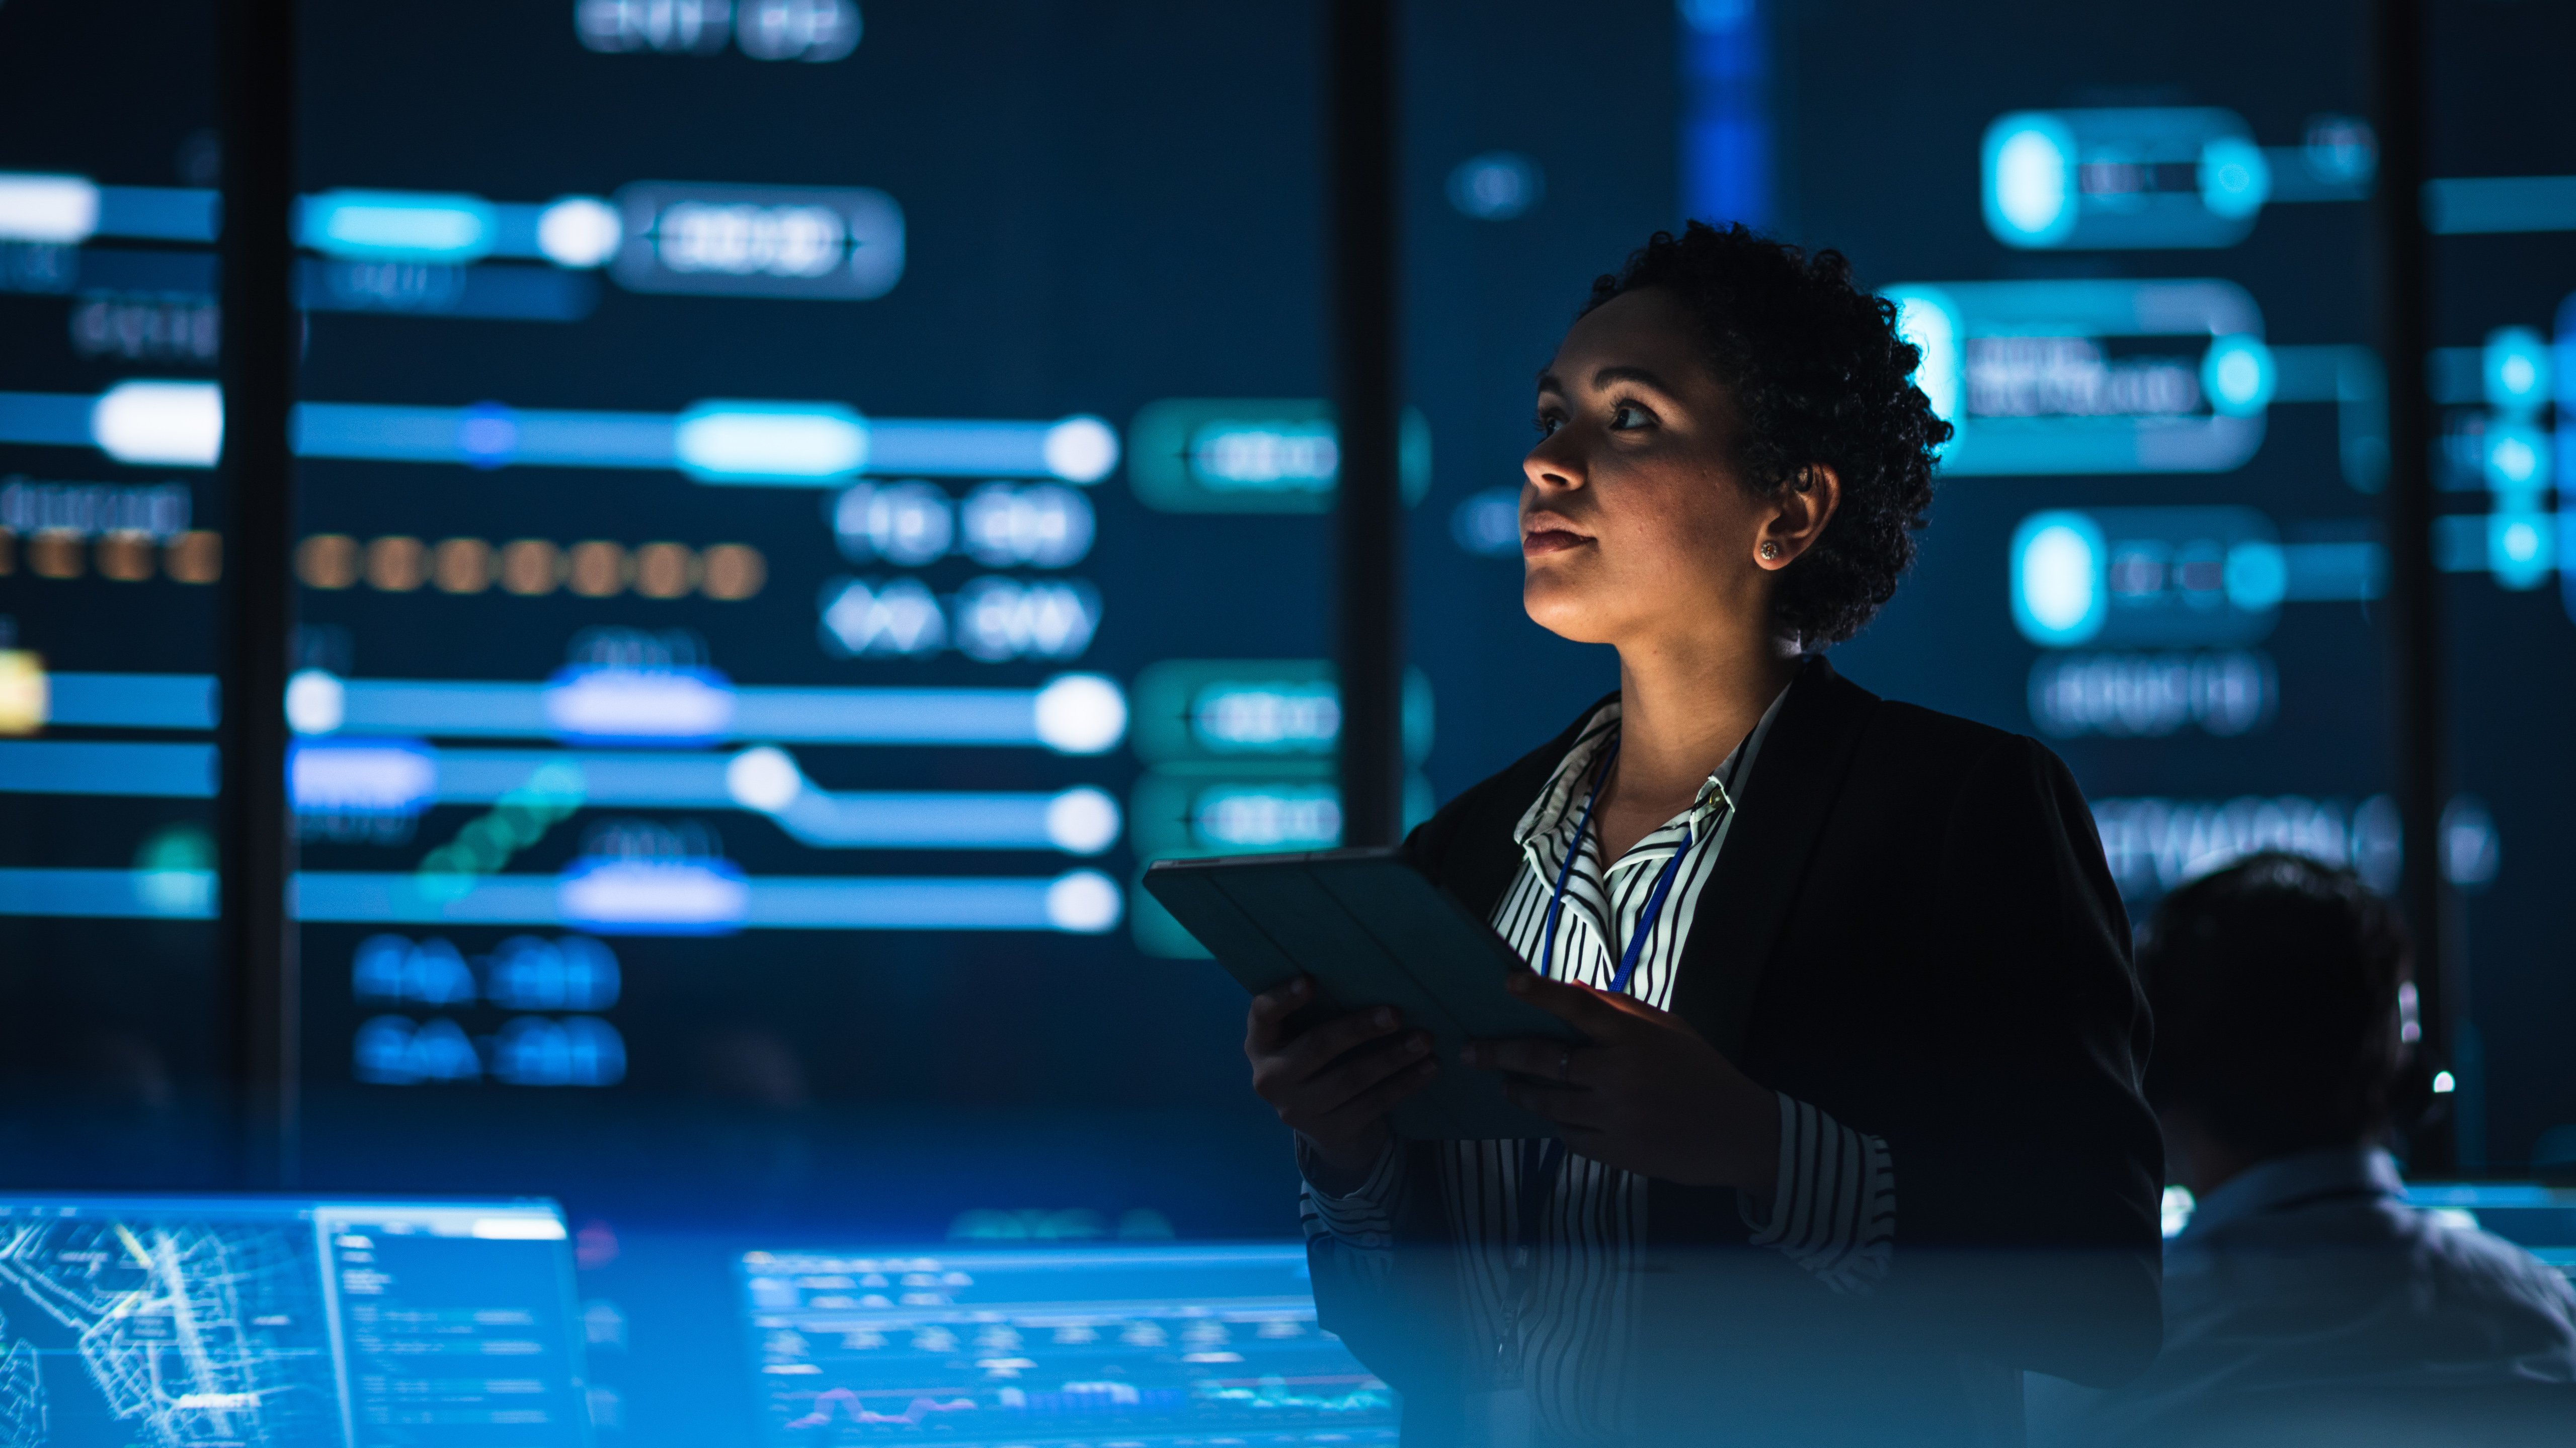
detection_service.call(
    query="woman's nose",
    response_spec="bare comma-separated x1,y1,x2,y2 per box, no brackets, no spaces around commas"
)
1523,434,1586,492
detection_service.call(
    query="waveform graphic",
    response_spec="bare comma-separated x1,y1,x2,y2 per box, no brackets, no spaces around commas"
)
785,1388,976,1428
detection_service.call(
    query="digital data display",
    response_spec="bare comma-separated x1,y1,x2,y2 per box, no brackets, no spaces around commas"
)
1766,0,2576,1172
3,0,2571,1235
0,1195,587,1448
0,0,229,1187
736,1242,1394,1445
0,0,1684,1225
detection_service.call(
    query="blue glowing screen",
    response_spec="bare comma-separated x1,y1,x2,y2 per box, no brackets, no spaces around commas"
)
0,1195,585,1448
736,1242,1394,1445
7,0,2576,1350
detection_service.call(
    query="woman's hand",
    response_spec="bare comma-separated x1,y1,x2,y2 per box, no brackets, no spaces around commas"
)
1464,971,1779,1193
1244,975,1439,1190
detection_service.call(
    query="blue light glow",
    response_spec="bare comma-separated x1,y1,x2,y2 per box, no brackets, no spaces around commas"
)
0,390,100,448
2484,326,2550,418
1880,279,2271,475
0,868,217,919
2489,512,2554,591
2011,512,2108,646
1449,486,1521,557
290,671,1125,753
290,740,436,813
277,747,1104,850
612,181,905,300
2423,176,2576,234
0,740,216,797
1884,286,1963,442
2198,137,2273,219
2202,336,2276,416
96,185,219,242
272,869,1125,932
41,672,220,729
2484,422,2551,491
2223,542,2288,612
1680,0,1771,228
1447,152,1544,221
302,190,499,263
0,172,99,242
1982,114,2075,246
2016,508,2376,646
1126,400,1429,513
1980,108,2274,249
558,857,752,934
90,379,222,466
542,666,738,744
1191,783,1342,850
674,400,868,482
767,778,1121,854
0,386,1118,483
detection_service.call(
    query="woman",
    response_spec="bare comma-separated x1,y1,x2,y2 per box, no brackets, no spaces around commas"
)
1243,223,2163,1445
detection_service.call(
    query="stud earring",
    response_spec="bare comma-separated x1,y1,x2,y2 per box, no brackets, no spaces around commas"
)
1760,541,1781,560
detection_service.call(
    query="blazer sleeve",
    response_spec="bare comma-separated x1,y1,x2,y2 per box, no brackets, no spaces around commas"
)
1882,732,2164,1387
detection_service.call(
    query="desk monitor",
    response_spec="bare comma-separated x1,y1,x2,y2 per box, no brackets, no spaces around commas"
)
0,1195,589,1448
2407,1181,2576,1284
737,1242,1397,1444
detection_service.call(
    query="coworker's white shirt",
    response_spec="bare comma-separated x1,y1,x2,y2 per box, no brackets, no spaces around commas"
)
2061,1145,2576,1443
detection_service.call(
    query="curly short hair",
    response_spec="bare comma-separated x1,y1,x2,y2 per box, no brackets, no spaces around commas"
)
1582,221,1950,646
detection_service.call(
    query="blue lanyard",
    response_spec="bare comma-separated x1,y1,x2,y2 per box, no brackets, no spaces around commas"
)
1514,733,1703,1259
1535,736,1700,1002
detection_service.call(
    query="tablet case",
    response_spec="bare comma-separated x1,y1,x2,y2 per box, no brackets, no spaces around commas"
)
1143,848,1581,1140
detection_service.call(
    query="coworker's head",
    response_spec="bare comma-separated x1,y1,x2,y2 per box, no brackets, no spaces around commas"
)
2138,851,2415,1184
1521,221,1950,654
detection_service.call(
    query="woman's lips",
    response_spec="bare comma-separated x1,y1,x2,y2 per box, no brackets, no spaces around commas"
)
1521,527,1591,556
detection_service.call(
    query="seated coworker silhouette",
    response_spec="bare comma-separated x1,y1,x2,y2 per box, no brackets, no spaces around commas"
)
2060,852,2576,1446
1241,223,2163,1445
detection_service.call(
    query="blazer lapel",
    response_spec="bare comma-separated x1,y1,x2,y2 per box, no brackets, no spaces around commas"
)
1667,655,1879,1060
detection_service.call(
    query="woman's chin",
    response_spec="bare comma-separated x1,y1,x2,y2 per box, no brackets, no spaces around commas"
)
1521,583,1619,645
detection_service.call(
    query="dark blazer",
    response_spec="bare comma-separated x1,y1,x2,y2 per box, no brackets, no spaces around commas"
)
1310,657,2163,1444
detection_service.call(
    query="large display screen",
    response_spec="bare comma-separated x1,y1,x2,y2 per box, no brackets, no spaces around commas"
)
0,0,229,1186
1766,0,2576,1171
0,1194,585,1447
737,1241,1394,1444
3,0,2570,1222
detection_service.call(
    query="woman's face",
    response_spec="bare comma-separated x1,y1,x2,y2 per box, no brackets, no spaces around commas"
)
1520,287,1825,650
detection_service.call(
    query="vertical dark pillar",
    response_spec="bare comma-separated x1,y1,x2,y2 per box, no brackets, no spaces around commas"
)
2369,0,2453,1166
1329,0,1406,848
218,0,302,1186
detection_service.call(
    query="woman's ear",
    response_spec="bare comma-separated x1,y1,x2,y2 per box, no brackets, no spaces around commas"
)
1753,465,1841,570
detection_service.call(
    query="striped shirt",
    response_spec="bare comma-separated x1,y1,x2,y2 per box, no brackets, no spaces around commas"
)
1300,692,1898,1437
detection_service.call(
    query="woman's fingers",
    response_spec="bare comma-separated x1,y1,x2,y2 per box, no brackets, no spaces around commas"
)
1276,1004,1405,1076
1312,1052,1440,1136
1253,1009,1413,1118
1295,1032,1434,1118
1243,975,1316,1056
1503,970,1632,1039
1459,1037,1590,1084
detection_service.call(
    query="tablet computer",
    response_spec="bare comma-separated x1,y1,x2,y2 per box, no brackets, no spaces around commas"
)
1143,847,1580,1140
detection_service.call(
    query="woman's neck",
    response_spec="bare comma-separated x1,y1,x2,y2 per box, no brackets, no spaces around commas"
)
1610,635,1800,813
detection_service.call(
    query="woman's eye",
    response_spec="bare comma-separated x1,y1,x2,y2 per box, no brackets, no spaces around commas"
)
1533,413,1562,437
1609,402,1652,430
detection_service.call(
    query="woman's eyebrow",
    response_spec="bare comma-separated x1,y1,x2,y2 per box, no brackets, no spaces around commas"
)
1589,364,1676,394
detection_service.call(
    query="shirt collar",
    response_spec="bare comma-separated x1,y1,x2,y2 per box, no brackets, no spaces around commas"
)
2180,1145,2405,1240
1510,680,1795,851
